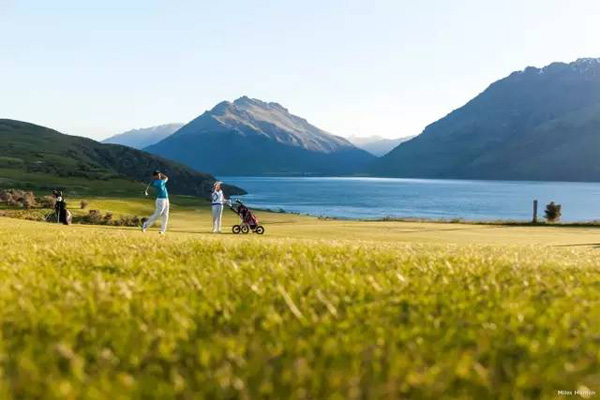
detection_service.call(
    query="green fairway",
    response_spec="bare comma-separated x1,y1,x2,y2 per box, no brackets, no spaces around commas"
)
0,200,599,399
59,196,600,246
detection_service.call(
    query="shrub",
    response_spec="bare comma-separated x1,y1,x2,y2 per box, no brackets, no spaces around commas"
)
74,210,140,227
103,212,113,224
39,196,56,209
22,198,33,210
117,215,141,227
81,210,104,225
545,202,562,222
0,191,12,203
16,191,36,207
7,198,20,207
0,189,37,208
80,200,89,209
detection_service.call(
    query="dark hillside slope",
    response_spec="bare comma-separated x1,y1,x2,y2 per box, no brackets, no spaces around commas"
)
374,58,600,181
0,119,245,196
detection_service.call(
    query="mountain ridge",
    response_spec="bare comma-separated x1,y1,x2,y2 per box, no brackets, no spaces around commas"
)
103,123,184,149
348,135,415,157
373,57,600,181
146,97,375,176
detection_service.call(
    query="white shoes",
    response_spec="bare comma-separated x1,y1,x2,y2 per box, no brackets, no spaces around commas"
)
159,231,165,235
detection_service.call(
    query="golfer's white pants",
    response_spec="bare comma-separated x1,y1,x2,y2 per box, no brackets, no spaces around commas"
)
144,198,169,232
212,204,223,232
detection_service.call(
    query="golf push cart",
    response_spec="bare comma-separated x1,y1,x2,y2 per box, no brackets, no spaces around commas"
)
228,199,265,234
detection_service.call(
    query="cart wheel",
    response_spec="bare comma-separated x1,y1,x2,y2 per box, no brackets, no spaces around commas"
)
232,225,241,234
241,225,250,234
255,226,265,235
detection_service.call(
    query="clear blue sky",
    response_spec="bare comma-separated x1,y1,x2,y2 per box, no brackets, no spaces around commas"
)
1,0,599,140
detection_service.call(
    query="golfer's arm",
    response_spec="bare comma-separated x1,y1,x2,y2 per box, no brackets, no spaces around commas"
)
161,174,169,182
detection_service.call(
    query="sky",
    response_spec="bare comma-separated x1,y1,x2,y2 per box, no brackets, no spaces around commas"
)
1,0,599,141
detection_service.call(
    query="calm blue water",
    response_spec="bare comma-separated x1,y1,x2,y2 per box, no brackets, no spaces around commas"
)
221,177,600,222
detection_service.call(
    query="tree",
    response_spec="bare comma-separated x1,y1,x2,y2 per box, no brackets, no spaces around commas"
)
545,202,562,222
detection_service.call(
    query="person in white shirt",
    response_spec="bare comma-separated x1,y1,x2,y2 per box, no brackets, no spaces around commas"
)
211,181,226,233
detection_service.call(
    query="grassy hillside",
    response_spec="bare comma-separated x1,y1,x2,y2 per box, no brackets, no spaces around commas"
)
0,119,245,197
0,202,599,398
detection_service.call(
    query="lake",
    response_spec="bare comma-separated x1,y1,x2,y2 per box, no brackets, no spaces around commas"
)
221,177,600,222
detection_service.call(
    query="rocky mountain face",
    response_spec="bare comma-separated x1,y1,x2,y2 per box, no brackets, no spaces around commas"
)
146,97,375,176
373,58,600,181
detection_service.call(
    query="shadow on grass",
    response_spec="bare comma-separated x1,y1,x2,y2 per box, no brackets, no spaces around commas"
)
553,243,600,248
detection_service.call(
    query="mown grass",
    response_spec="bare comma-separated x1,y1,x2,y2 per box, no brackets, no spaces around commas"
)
0,215,599,399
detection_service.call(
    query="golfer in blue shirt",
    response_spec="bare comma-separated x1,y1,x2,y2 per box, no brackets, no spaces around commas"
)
142,170,169,234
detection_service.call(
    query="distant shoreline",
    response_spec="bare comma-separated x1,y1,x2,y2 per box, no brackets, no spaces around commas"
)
251,206,600,227
220,175,600,185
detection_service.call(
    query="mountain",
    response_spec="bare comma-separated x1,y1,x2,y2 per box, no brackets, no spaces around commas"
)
145,97,375,176
102,123,184,149
348,135,415,157
373,58,600,181
0,119,245,197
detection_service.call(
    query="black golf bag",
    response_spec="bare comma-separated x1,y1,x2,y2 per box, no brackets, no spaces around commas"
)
52,190,72,225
